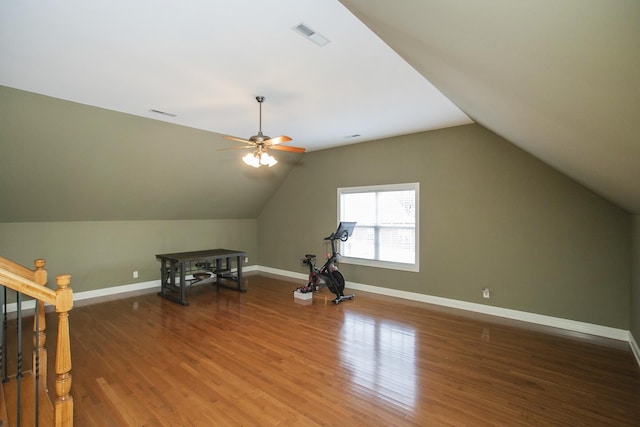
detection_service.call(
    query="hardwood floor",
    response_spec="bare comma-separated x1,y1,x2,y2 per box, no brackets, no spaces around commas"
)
43,273,640,426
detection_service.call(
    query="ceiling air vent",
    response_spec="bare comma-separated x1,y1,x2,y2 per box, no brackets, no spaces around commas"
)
293,23,330,47
149,109,177,117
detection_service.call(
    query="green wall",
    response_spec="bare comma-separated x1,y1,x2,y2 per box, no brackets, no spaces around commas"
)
0,85,298,222
0,121,633,332
0,219,257,293
258,124,631,329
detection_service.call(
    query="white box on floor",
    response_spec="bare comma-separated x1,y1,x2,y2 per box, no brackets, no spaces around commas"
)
294,290,313,300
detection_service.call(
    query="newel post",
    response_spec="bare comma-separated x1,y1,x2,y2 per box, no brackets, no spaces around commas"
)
33,259,48,383
54,274,74,427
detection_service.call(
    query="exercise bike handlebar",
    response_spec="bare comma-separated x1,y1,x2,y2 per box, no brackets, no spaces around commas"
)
324,231,349,242
323,221,356,242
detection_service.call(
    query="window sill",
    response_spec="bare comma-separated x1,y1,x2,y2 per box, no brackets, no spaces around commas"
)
340,256,419,272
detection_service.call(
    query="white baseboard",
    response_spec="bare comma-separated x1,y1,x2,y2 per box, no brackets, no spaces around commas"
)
258,265,631,343
5,299,37,313
74,280,160,302
259,266,308,281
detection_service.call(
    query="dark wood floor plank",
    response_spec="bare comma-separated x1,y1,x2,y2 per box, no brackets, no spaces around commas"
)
34,273,640,425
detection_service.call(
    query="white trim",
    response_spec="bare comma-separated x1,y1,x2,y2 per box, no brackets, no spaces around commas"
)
74,280,160,302
340,256,420,273
630,332,640,367
257,265,630,342
259,266,308,281
5,299,37,313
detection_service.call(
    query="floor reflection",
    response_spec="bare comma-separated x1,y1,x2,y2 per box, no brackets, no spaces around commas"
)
340,312,417,409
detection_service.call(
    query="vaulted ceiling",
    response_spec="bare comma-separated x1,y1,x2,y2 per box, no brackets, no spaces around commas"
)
340,0,640,214
1,0,638,222
0,1,470,151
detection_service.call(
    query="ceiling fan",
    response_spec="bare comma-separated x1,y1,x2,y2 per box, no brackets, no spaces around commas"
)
221,96,305,167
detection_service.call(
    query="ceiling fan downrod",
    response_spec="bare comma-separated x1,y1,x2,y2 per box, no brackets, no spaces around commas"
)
256,96,265,135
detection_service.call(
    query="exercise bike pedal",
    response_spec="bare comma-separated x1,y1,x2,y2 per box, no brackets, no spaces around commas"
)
295,283,320,293
332,294,355,304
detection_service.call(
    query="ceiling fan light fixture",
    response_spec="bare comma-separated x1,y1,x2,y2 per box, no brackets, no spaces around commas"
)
242,150,277,168
263,152,278,167
242,152,260,168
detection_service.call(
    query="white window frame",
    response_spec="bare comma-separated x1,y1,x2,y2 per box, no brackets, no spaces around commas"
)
337,182,419,272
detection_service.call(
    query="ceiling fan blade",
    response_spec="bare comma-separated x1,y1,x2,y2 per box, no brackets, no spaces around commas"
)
265,135,292,145
269,145,305,153
223,97,301,161
223,135,253,144
217,146,253,151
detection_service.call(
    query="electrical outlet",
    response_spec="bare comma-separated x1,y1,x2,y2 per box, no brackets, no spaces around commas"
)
133,271,138,279
482,288,490,299
244,257,249,263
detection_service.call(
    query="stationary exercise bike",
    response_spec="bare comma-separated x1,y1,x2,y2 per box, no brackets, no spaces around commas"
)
296,222,356,304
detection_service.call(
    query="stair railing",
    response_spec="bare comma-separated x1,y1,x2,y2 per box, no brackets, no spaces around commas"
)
0,257,73,426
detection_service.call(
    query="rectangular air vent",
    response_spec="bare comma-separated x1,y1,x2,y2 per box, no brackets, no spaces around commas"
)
293,23,329,47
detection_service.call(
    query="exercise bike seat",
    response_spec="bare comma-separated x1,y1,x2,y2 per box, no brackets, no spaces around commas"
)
304,254,316,259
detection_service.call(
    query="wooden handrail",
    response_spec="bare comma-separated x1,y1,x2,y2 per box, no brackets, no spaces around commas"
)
0,262,57,306
0,256,37,281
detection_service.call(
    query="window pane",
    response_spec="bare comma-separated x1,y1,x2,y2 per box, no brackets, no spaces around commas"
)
343,226,375,259
342,193,376,225
379,227,415,263
378,190,415,225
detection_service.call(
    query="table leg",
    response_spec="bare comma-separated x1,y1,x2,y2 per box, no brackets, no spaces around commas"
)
236,255,243,291
158,260,190,306
215,258,222,287
169,262,177,288
179,262,187,305
160,259,167,294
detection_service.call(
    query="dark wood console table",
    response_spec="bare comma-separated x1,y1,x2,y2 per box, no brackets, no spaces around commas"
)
156,248,246,305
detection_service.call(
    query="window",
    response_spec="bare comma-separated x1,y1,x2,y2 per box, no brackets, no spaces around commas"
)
338,183,419,272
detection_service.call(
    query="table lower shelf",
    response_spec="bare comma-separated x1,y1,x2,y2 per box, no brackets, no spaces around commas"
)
158,272,245,305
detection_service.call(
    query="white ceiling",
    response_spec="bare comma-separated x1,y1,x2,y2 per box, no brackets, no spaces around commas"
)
0,0,470,152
